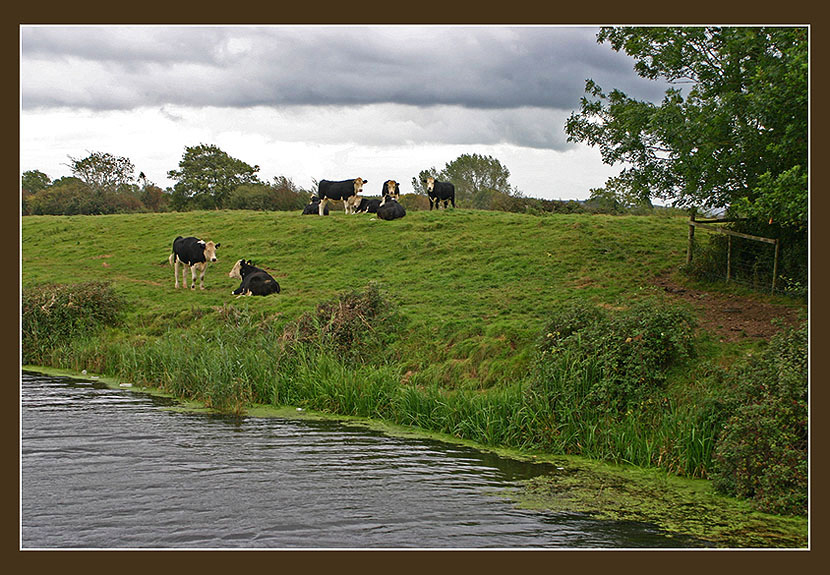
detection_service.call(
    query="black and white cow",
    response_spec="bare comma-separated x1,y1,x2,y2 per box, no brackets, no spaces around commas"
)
382,180,400,201
302,196,329,215
317,178,367,215
228,259,281,297
168,236,220,290
423,176,455,210
376,194,406,220
351,196,382,214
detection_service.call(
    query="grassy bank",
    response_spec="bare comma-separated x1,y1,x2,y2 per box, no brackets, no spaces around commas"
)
21,209,808,529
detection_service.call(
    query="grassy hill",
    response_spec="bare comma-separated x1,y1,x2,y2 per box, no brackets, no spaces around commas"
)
21,208,810,536
21,208,693,388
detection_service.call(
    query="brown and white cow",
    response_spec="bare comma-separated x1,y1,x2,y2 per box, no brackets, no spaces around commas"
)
168,235,220,290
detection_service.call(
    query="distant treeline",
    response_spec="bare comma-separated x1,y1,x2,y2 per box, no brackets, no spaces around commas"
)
21,176,681,217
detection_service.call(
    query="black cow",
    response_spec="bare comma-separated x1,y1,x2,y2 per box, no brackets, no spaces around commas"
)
317,177,367,215
228,259,281,297
352,196,382,214
382,180,400,201
302,196,329,215
168,236,220,290
423,176,455,210
376,194,406,220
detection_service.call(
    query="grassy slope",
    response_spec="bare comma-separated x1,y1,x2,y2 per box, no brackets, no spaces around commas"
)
22,209,690,387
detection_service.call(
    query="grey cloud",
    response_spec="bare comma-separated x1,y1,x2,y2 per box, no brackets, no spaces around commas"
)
22,25,669,112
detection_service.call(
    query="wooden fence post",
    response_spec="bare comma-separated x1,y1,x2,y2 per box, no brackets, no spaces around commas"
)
772,239,780,293
686,210,696,265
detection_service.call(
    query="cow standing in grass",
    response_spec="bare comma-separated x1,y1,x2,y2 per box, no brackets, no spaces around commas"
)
423,177,455,210
169,236,220,290
317,178,367,215
228,259,281,297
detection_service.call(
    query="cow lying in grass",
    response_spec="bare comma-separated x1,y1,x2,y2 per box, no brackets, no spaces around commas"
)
302,196,329,215
376,194,406,220
351,196,382,214
228,259,281,297
169,236,220,290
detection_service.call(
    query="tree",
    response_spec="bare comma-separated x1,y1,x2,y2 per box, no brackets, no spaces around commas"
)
565,27,807,230
413,154,518,208
22,170,51,194
67,151,136,195
167,144,261,210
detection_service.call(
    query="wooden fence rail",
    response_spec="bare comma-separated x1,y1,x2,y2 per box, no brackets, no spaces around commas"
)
686,213,780,293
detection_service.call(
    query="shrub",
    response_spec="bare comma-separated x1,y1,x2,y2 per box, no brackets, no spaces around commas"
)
534,299,697,415
281,282,406,362
711,323,808,516
22,281,126,364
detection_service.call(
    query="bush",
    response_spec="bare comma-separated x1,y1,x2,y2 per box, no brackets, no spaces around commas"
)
534,299,697,415
710,323,808,516
281,282,406,362
227,183,308,211
22,281,126,364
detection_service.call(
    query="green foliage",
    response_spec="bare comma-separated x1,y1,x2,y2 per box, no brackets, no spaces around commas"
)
710,323,808,516
167,143,261,210
22,281,126,364
281,282,406,363
22,169,51,193
227,182,308,211
566,27,808,231
68,151,136,195
535,299,697,415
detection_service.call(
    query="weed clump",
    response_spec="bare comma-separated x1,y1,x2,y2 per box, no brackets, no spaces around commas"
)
22,281,125,364
281,282,405,362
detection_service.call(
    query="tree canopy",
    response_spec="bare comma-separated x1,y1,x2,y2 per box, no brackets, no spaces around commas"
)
167,143,261,210
67,151,136,195
565,26,807,230
412,153,518,208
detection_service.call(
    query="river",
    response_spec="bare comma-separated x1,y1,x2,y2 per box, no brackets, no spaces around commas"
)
21,370,701,549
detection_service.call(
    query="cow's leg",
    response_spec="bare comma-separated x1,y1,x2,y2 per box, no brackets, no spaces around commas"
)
196,263,206,290
318,198,327,216
173,258,180,288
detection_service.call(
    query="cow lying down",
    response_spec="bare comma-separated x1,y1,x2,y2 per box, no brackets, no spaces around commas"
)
376,194,406,220
228,259,281,297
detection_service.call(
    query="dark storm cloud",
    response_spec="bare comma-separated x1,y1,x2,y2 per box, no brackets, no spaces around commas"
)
22,25,668,112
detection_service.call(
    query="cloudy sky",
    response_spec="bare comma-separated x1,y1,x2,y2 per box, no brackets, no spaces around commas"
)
20,25,672,200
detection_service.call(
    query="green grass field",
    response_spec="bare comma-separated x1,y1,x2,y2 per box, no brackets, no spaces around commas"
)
21,208,692,387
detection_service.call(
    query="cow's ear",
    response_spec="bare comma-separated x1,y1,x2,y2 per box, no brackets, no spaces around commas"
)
215,243,221,248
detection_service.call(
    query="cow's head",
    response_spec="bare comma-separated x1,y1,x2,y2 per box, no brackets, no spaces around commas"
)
229,259,244,279
353,178,367,194
424,177,435,192
202,240,220,262
386,180,399,196
347,195,363,210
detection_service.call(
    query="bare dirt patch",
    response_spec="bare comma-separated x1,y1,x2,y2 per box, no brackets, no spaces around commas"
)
651,272,804,342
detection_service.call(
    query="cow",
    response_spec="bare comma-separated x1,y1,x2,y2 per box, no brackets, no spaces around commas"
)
351,196,382,214
423,177,455,210
376,194,406,221
382,180,400,201
302,196,329,215
168,236,220,290
317,178,367,215
228,259,281,297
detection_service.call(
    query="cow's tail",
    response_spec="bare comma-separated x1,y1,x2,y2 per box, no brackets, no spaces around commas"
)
168,252,176,266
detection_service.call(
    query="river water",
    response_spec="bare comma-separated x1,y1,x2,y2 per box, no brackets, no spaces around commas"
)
21,371,701,549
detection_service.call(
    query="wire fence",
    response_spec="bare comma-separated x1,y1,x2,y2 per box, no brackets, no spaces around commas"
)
685,215,787,295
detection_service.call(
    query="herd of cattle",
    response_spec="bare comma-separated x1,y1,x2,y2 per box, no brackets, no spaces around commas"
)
169,176,456,296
